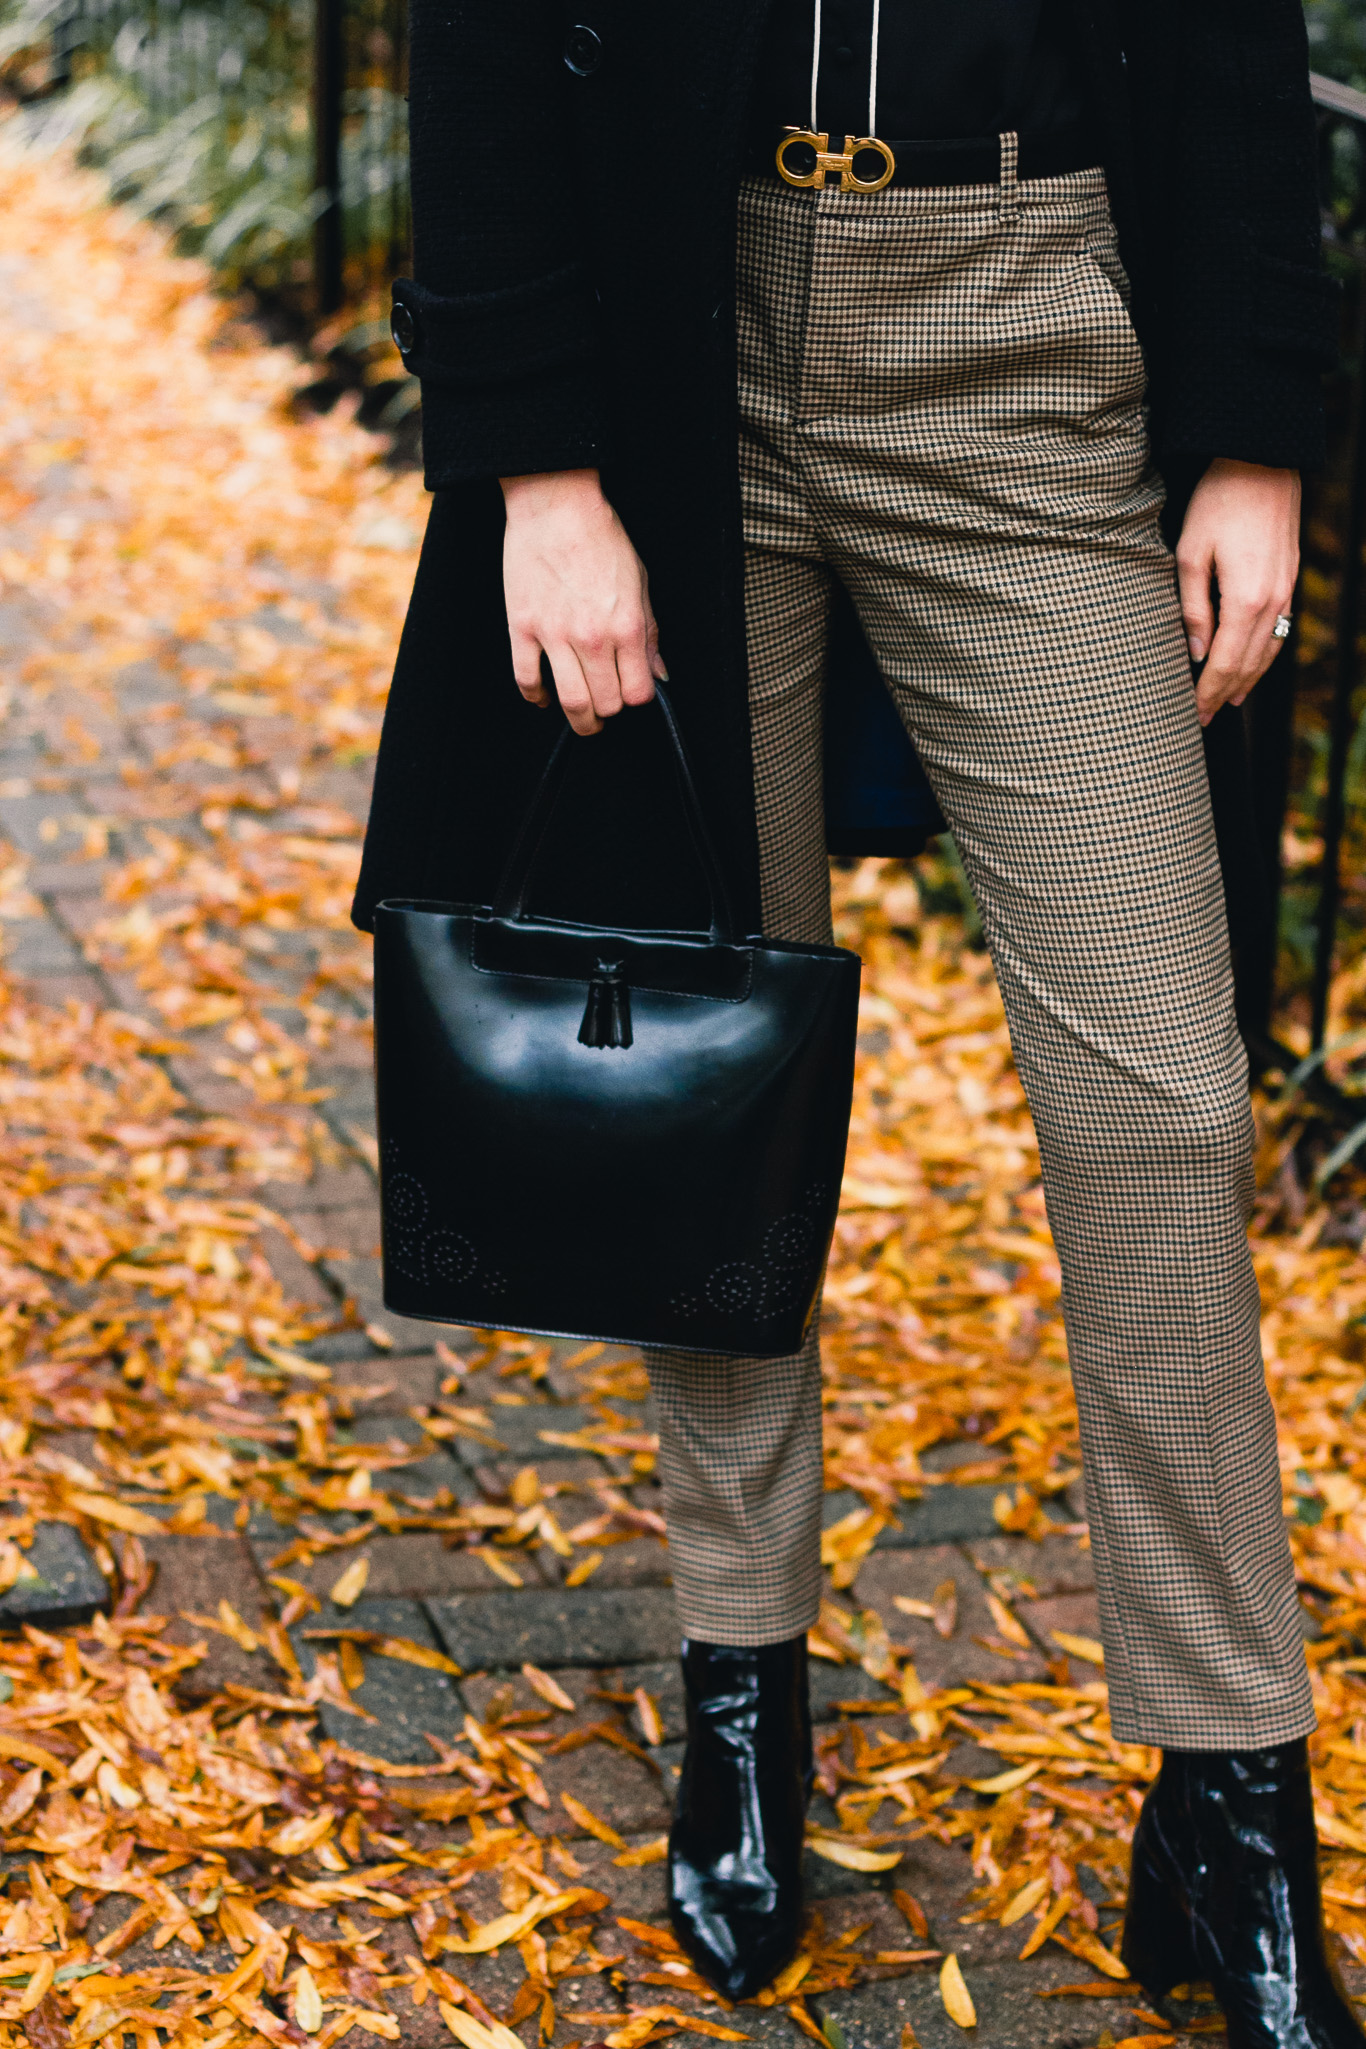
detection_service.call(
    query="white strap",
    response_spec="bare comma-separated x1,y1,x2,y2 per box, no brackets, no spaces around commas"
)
809,0,880,137
809,0,822,130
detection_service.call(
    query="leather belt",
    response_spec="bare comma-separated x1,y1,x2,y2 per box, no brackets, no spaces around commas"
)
747,126,1100,193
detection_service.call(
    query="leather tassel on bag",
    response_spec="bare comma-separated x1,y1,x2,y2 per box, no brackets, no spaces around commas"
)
579,958,632,1049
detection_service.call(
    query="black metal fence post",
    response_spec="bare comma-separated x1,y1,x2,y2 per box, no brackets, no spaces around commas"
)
1312,250,1366,1049
388,0,410,277
47,3,84,91
314,0,345,315
1243,620,1301,1048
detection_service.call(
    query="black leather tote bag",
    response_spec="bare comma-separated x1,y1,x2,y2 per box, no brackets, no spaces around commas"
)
372,689,862,1357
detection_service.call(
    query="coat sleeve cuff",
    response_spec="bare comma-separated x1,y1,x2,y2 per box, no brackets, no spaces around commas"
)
1157,242,1339,474
1248,256,1342,371
390,269,599,389
390,272,607,486
417,366,608,489
1160,317,1333,475
1158,379,1327,472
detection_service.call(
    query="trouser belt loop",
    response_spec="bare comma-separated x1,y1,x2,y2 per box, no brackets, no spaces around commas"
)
999,130,1020,225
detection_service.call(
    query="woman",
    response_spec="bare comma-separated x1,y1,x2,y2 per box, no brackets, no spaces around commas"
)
355,1,1355,2036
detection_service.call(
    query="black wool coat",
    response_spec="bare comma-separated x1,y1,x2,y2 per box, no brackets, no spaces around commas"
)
352,0,1339,941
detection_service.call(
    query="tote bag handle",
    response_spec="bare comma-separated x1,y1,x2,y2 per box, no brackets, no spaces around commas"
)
491,685,740,946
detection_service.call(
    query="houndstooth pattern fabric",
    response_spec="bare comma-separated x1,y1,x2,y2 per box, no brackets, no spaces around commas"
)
646,1325,825,1652
646,156,1314,1748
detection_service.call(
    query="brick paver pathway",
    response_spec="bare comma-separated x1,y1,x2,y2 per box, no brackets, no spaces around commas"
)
0,139,1262,2049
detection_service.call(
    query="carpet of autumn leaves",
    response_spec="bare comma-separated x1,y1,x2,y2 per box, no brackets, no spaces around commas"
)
1,119,1366,2049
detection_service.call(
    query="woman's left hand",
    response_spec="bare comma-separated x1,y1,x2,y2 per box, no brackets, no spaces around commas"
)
1174,457,1301,727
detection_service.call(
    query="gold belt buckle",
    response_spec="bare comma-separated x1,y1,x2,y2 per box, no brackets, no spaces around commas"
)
775,128,896,194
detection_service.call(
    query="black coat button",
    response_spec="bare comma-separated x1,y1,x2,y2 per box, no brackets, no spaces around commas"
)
564,23,603,76
390,301,417,356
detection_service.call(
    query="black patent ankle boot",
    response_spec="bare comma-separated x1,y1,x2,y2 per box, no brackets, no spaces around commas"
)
1122,1740,1364,2046
667,1635,812,1999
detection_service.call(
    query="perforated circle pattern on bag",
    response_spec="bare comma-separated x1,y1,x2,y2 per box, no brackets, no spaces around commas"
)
380,1158,507,1299
670,1183,833,1326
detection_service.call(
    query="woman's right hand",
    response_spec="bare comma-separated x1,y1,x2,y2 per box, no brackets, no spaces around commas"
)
500,468,666,736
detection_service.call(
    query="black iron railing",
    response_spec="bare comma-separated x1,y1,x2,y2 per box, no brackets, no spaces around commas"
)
311,0,407,311
9,0,408,309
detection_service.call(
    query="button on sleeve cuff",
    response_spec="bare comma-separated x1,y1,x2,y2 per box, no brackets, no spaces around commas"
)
390,267,600,390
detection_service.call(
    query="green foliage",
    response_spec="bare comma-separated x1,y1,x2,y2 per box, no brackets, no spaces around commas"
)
1305,0,1366,90
0,0,406,301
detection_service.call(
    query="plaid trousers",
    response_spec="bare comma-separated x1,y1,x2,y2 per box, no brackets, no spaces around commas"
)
646,152,1314,1748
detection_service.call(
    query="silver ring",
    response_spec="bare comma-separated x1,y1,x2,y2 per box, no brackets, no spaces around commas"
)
1273,614,1293,641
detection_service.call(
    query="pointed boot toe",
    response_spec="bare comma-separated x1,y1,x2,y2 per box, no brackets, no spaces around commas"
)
667,1634,811,2000
666,1861,803,2001
1122,1740,1365,2047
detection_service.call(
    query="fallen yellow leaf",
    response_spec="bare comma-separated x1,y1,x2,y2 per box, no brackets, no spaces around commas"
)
1060,1928,1130,1980
509,1465,540,1508
1050,1629,1105,1666
475,1547,524,1588
986,1591,1031,1649
217,1599,259,1651
373,1634,461,1675
329,1556,370,1609
900,1660,940,1741
932,1578,958,1638
1020,1891,1074,1961
17,1953,54,2014
999,1874,1050,1926
969,1763,1041,1796
65,1491,163,1536
939,1954,976,2028
603,2022,658,2049
269,1810,337,1857
613,1836,667,1868
894,1888,929,1938
634,1686,664,1747
438,2003,525,2049
0,1769,42,1832
1315,1803,1366,1855
807,1834,903,1872
300,1628,461,1676
0,1734,66,1776
347,2011,401,2040
293,1965,323,2034
96,1760,140,1810
771,1956,813,1998
561,1791,626,1848
602,2008,750,2045
522,1663,575,1711
440,1888,587,1954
